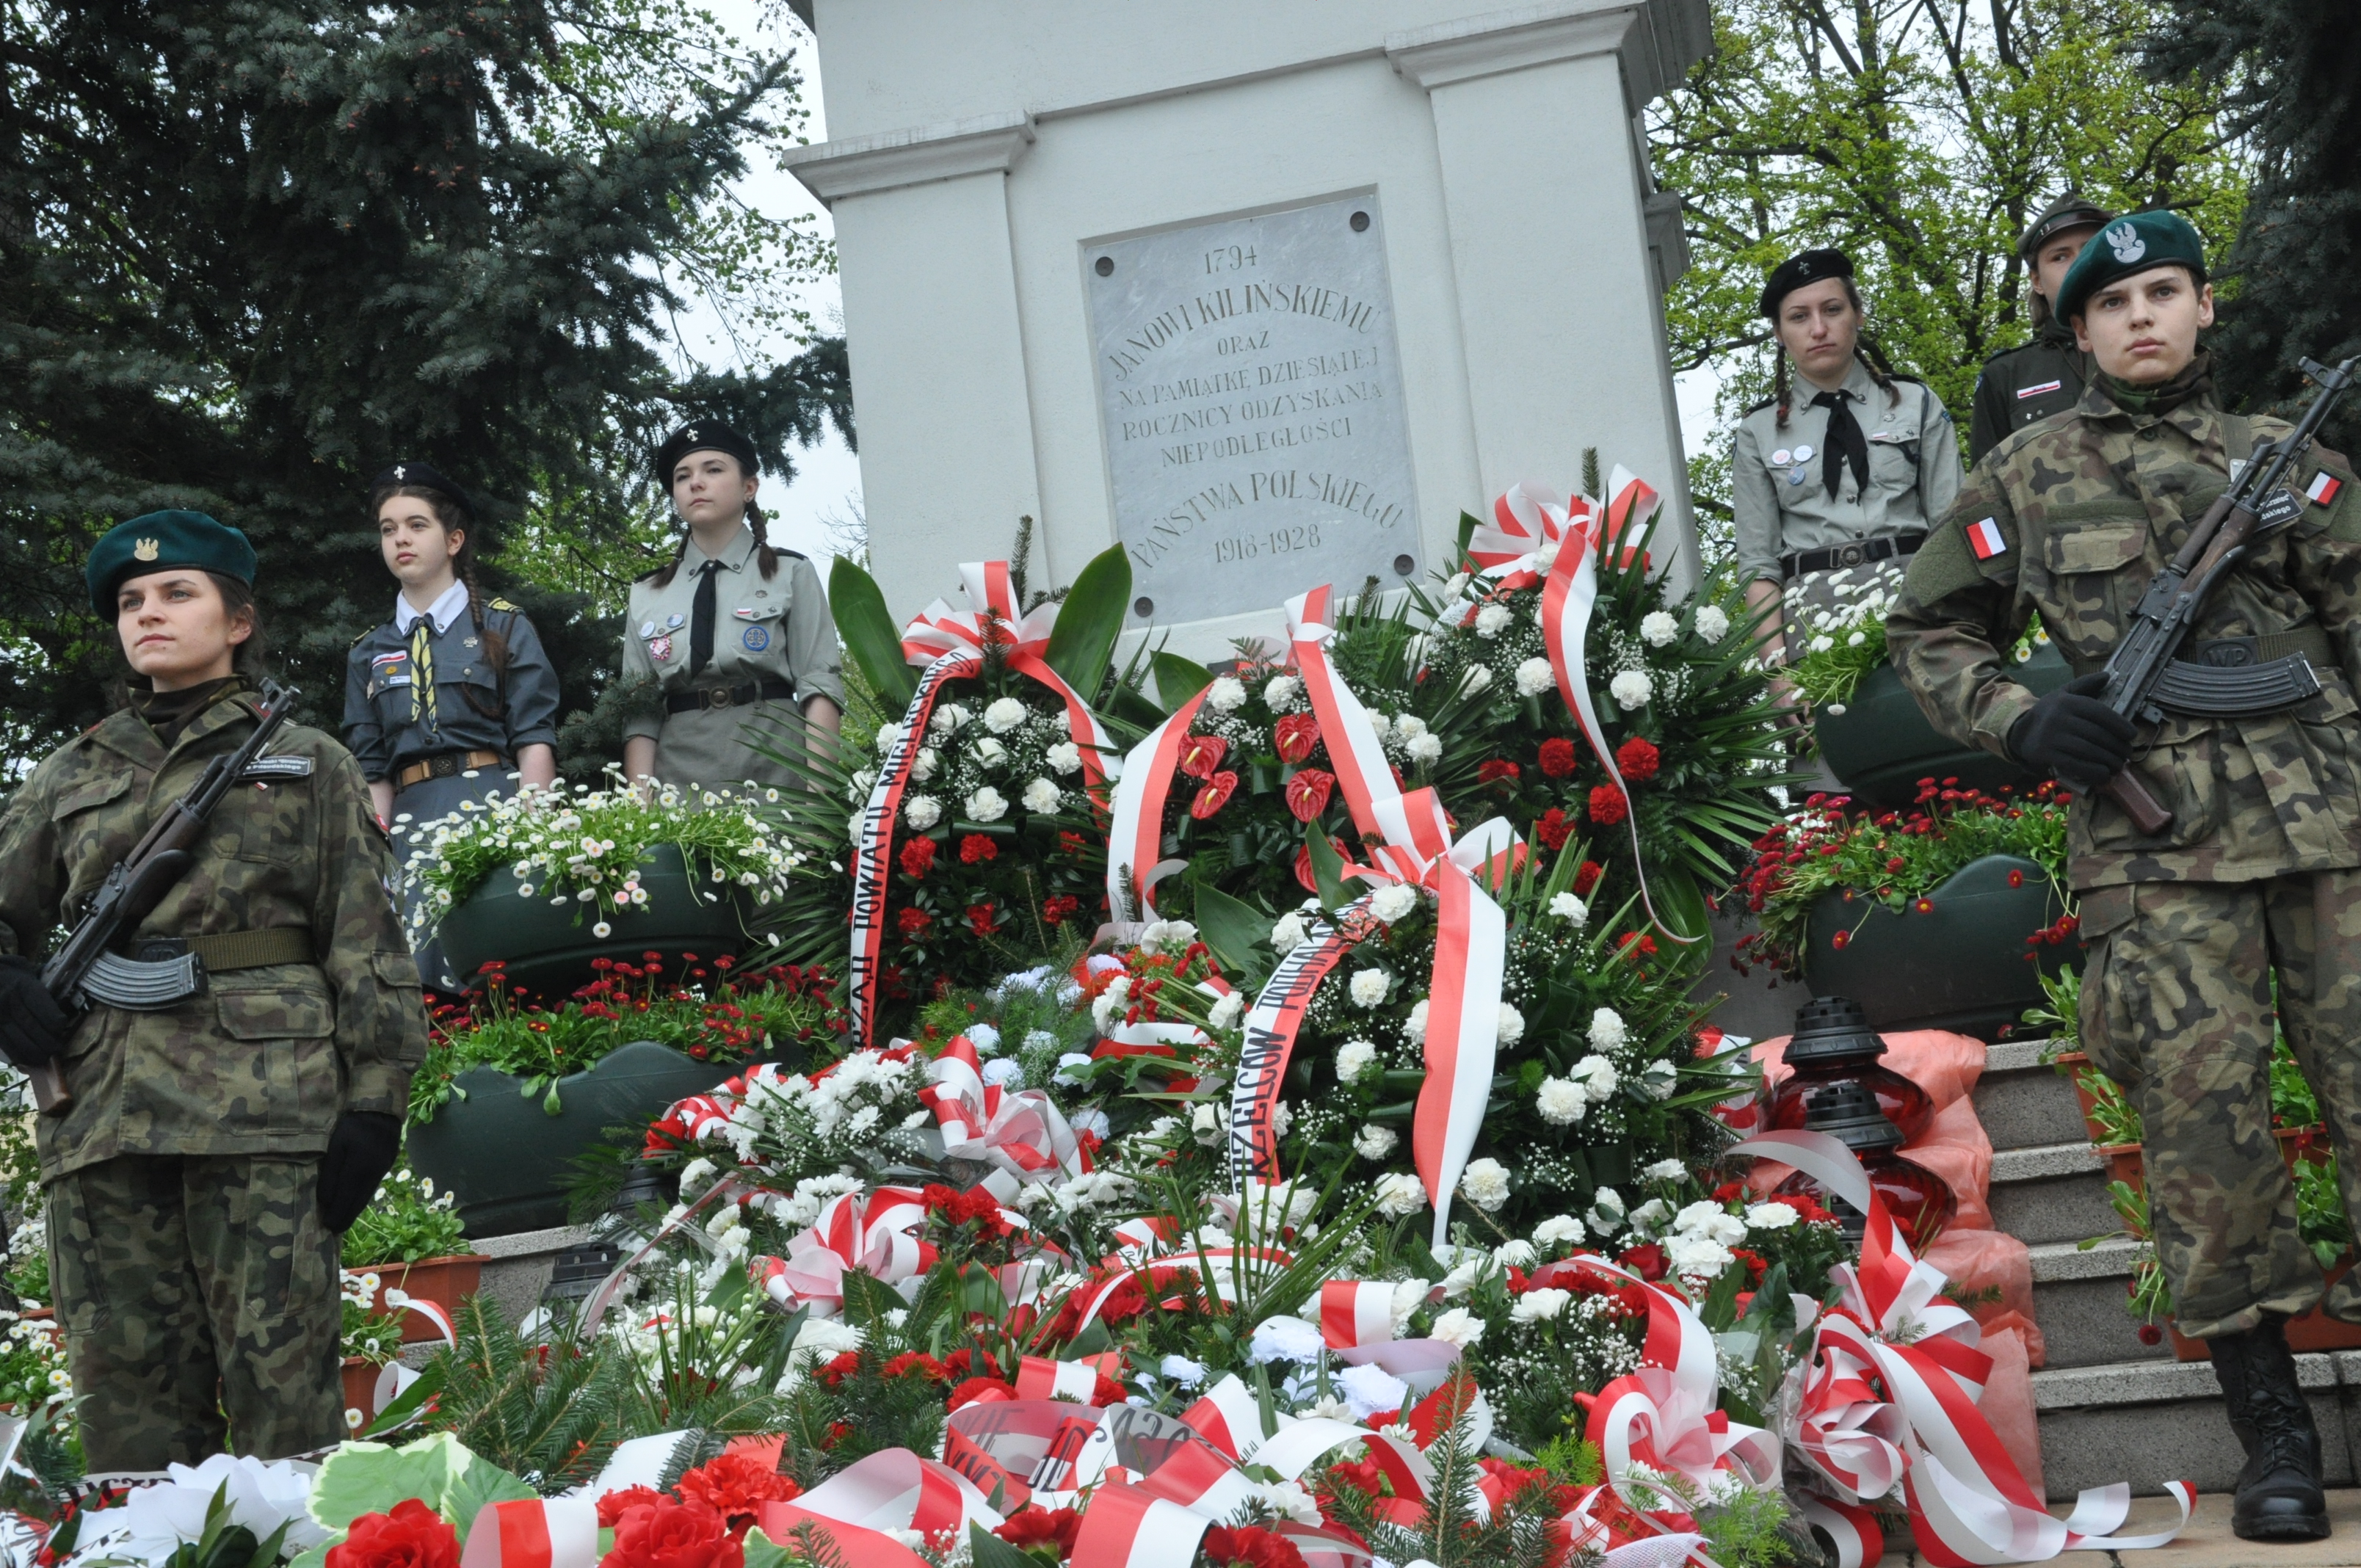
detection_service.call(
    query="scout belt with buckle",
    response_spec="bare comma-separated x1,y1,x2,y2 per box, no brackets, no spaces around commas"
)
77,928,317,1011
667,678,797,715
395,749,505,788
1781,532,1924,578
2148,628,2335,719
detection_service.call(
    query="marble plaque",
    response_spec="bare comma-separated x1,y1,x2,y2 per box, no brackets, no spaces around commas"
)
1086,195,1421,625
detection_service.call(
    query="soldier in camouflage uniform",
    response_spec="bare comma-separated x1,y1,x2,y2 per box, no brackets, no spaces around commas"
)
1887,210,2361,1541
0,512,424,1469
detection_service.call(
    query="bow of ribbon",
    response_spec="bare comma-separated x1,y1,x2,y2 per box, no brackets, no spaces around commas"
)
751,1186,935,1315
921,1034,1090,1188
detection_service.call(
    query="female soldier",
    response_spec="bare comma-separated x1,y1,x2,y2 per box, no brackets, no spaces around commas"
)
344,462,561,990
1733,248,1965,674
0,510,423,1467
620,422,843,790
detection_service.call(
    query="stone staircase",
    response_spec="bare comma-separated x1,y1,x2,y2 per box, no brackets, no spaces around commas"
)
1976,1039,2361,1500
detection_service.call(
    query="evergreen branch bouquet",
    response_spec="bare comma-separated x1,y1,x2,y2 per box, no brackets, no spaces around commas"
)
1730,780,2073,979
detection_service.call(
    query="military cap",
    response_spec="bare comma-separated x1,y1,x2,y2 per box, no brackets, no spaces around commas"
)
1760,248,1855,319
87,510,257,618
2055,209,2208,324
654,420,761,484
2018,189,2113,261
371,459,473,518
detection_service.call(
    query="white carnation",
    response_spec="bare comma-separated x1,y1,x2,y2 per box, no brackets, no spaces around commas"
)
1404,997,1429,1045
1021,777,1062,814
1429,1307,1486,1347
1460,664,1493,697
1589,1008,1628,1050
1335,1039,1378,1082
1533,1213,1587,1246
1369,883,1418,923
909,747,939,783
1349,969,1391,1007
1270,913,1308,954
1264,675,1302,710
1373,1171,1428,1216
1208,991,1244,1030
1643,1158,1689,1182
1496,1003,1525,1045
1459,1157,1511,1211
1640,1059,1680,1100
970,736,1008,769
1666,1233,1736,1279
1515,657,1555,697
1535,1077,1587,1125
1354,1124,1400,1161
1551,892,1589,927
1493,1239,1537,1268
1046,741,1083,774
1675,1201,1748,1246
1205,676,1247,713
874,722,904,755
1474,603,1513,639
903,795,942,831
1746,1202,1802,1231
1609,669,1654,710
1694,605,1730,642
1443,571,1472,600
983,697,1029,733
1639,611,1680,647
1408,733,1443,763
965,786,1008,822
1587,1187,1627,1234
1510,1288,1571,1324
1570,1053,1620,1097
1393,714,1429,741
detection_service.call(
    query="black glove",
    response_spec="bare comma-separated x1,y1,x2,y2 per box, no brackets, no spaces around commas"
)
2007,672,2139,791
319,1111,404,1233
0,955,70,1067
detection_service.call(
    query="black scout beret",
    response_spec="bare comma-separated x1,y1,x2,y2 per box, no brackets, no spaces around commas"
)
2018,189,2114,262
371,460,474,518
654,421,761,484
1760,248,1855,319
2055,209,2208,324
87,510,258,618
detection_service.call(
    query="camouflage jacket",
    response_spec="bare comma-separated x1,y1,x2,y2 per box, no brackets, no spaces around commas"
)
1888,378,2361,891
0,687,426,1178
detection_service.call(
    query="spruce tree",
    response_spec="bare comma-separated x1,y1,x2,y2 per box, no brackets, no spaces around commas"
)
2141,0,2361,444
0,1,850,766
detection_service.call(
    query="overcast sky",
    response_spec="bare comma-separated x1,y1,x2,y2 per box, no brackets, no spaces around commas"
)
686,6,1722,571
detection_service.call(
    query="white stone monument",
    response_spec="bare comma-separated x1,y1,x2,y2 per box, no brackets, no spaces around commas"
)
786,0,1707,654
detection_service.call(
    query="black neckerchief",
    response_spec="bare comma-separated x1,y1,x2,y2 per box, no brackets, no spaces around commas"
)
1810,388,1871,500
130,676,244,749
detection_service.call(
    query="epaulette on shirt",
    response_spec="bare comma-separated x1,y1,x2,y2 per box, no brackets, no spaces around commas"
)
487,597,521,612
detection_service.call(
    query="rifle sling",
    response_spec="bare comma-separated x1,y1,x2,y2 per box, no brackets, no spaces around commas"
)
177,928,316,971
2174,627,2335,669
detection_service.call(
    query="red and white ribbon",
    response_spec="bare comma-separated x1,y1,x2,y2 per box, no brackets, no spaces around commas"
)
1227,893,1374,1187
1016,1351,1123,1403
750,1186,935,1314
921,1034,1089,1188
1103,686,1213,928
755,1448,1004,1568
1319,1280,1400,1349
458,1498,599,1568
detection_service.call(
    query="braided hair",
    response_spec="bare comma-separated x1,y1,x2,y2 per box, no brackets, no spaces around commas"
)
1773,277,1901,427
646,454,777,588
371,481,509,717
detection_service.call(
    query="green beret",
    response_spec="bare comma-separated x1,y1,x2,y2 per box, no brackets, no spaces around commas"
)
87,510,257,618
2056,210,2208,324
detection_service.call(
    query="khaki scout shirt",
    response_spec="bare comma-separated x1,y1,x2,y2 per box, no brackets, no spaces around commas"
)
0,689,427,1179
1887,380,2361,891
620,526,846,791
1732,359,1966,586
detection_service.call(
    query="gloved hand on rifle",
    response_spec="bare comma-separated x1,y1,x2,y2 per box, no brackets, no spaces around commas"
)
318,1111,404,1233
2009,673,2139,791
0,956,70,1067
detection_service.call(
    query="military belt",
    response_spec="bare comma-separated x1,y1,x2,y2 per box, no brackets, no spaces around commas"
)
79,927,316,1011
2149,628,2335,720
1781,531,1923,580
668,678,797,714
394,749,505,788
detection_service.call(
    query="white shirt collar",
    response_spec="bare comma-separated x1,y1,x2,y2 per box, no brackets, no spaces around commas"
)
394,578,470,636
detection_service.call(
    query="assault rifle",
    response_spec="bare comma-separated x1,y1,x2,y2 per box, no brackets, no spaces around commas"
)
2096,357,2358,834
32,679,300,1113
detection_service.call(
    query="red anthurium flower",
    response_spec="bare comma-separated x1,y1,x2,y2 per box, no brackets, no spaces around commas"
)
1614,736,1660,783
1285,768,1335,822
1178,733,1229,781
1274,713,1321,765
1293,837,1352,893
1189,770,1239,819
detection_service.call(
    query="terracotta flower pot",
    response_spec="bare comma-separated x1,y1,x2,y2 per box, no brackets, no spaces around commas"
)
352,1253,482,1344
1802,854,2071,1039
1810,644,2073,810
341,1356,382,1426
2169,1258,2361,1362
438,843,756,1001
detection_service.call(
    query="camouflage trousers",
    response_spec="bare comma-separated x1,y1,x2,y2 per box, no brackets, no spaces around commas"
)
46,1155,343,1470
2081,871,2361,1340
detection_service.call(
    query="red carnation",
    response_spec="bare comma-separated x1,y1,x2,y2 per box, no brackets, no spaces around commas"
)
995,1507,1084,1556
965,902,999,938
882,1351,951,1382
597,1489,667,1530
1200,1525,1308,1568
1476,758,1521,789
1574,860,1605,895
1285,768,1335,823
327,1500,459,1568
1189,770,1239,819
601,1498,742,1568
1537,736,1579,778
899,837,936,879
1274,713,1322,765
959,833,998,865
949,1375,1019,1409
1535,807,1573,851
675,1453,801,1522
1614,736,1661,783
896,907,933,937
1587,784,1628,825
1179,733,1229,780
1042,894,1081,926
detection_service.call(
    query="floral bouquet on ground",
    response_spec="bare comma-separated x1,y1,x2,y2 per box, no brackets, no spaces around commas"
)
1729,780,2072,979
1784,586,2054,716
341,1165,468,1270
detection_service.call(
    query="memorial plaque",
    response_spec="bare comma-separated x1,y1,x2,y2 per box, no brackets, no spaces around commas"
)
1086,195,1421,625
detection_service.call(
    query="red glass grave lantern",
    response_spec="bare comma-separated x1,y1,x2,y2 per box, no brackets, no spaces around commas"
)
1768,995,1934,1144
1775,1080,1956,1250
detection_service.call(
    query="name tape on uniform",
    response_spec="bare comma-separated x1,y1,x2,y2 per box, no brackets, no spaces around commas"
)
2016,380,2064,400
2309,470,2344,507
1967,518,2008,560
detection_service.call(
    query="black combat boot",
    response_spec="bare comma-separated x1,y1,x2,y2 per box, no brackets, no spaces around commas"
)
2208,1316,2330,1541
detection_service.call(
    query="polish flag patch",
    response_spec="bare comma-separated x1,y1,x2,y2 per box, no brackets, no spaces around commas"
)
1968,517,2008,559
2307,470,2343,507
2017,380,2064,400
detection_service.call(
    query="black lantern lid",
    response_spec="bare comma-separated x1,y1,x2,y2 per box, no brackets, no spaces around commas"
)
1802,1080,1905,1152
1784,994,1889,1067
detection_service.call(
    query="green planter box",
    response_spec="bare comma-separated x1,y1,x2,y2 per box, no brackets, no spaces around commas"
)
1813,643,2074,809
438,843,755,1001
405,1039,725,1238
1804,854,2071,1040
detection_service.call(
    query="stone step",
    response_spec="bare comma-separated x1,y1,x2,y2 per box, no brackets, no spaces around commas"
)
1871,1489,2361,1568
2026,1237,2173,1370
2033,1351,2361,1501
1971,1038,2092,1153
1988,1140,2119,1247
